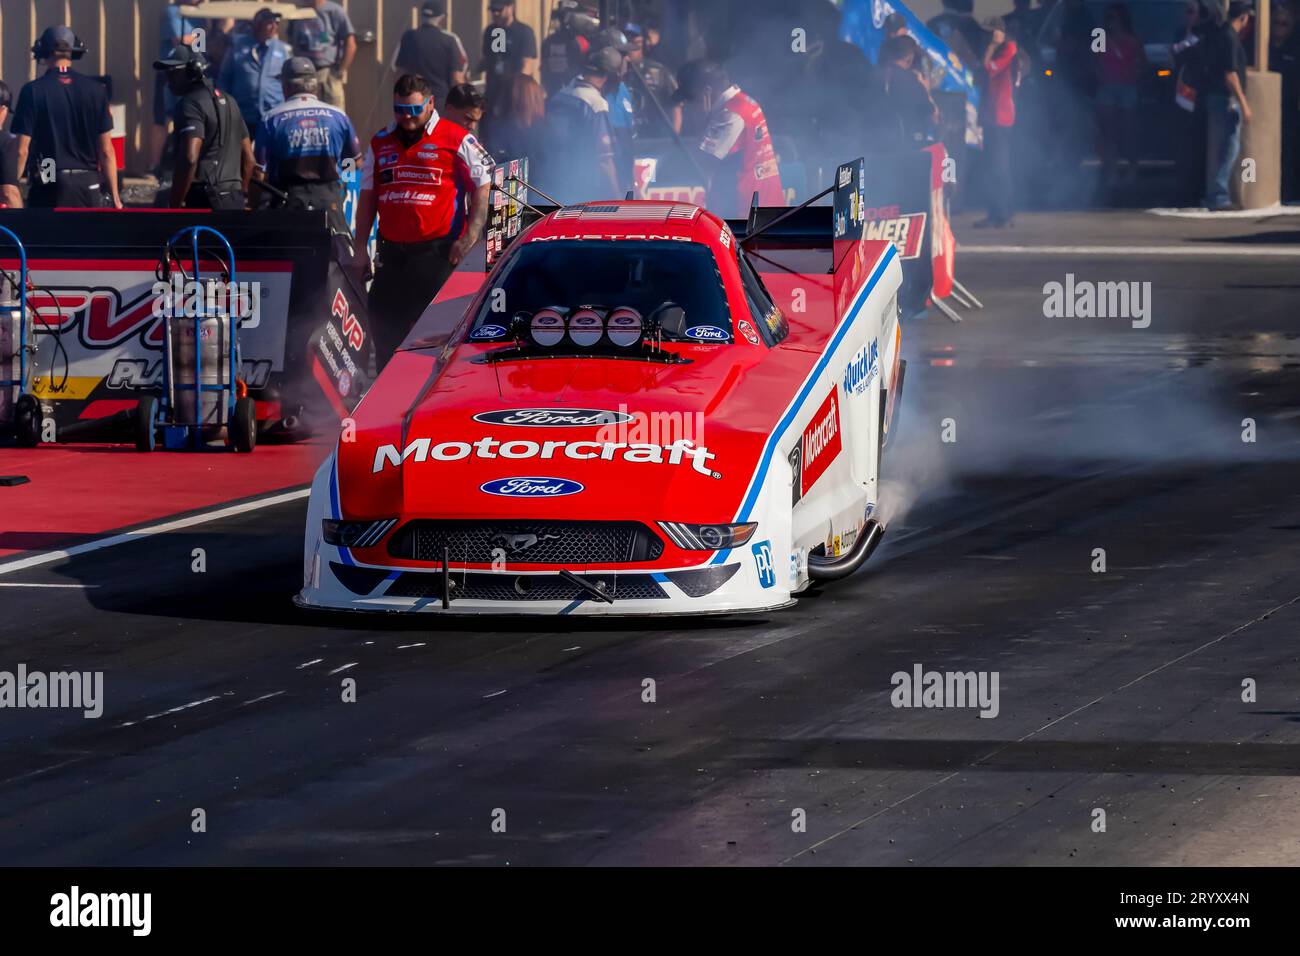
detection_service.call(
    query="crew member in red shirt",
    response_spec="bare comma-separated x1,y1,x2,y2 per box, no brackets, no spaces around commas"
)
976,20,1019,228
353,72,494,362
677,62,783,218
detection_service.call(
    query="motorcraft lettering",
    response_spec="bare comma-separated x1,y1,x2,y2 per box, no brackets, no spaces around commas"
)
799,389,842,496
473,408,635,427
843,339,880,395
373,437,720,477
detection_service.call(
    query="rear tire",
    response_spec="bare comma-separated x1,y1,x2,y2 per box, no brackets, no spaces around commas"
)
229,396,257,453
14,393,40,448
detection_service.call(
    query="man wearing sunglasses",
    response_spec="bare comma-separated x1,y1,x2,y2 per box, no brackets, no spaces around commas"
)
353,73,494,364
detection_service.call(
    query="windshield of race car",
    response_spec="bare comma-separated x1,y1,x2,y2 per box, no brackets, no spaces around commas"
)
468,240,733,344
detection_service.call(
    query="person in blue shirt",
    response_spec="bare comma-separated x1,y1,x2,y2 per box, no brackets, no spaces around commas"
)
219,8,290,141
253,56,361,234
150,0,205,178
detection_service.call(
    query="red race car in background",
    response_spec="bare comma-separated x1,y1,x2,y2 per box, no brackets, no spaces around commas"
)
297,158,906,615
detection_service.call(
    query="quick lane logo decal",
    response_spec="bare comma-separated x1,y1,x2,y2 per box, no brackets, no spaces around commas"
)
373,437,720,477
473,408,634,427
685,325,728,341
865,208,927,260
843,339,880,395
752,540,775,589
481,477,583,497
798,389,842,498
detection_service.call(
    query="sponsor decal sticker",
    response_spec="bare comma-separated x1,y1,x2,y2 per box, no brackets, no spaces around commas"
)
470,324,507,340
796,388,842,499
685,324,729,342
472,408,634,427
737,319,760,345
865,207,927,260
843,338,880,395
752,540,775,589
481,477,584,497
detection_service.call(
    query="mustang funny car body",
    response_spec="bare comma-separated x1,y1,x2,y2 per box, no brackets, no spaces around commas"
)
298,159,906,614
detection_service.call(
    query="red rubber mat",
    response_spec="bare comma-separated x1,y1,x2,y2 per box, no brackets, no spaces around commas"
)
0,440,330,558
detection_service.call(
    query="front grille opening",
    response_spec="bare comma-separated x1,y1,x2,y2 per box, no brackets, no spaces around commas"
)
387,520,664,565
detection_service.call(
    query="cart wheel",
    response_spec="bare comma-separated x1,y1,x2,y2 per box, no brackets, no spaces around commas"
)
134,396,157,452
229,396,257,453
14,394,40,448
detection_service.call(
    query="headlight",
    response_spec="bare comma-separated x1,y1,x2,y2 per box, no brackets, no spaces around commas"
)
322,518,396,548
658,521,757,551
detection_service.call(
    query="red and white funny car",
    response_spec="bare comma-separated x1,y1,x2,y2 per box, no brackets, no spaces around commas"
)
297,159,905,615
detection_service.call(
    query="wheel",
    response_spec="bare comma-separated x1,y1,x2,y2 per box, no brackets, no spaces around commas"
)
14,394,40,448
134,396,157,452
228,395,257,453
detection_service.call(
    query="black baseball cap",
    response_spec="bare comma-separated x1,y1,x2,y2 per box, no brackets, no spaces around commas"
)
283,56,317,80
421,0,446,18
1227,0,1254,17
253,7,282,25
153,44,207,71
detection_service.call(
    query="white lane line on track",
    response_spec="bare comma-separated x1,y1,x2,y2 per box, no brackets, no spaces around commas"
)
117,695,223,727
327,662,358,675
297,658,324,669
0,487,311,578
781,590,1300,864
0,582,100,588
958,244,1300,257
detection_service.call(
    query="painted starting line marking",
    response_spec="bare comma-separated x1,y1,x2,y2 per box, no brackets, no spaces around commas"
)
0,487,311,578
958,244,1300,258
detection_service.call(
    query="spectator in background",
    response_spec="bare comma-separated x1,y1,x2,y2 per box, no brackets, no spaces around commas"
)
878,34,940,148
1095,4,1146,190
928,0,990,78
395,1,469,109
1203,0,1254,210
677,61,783,218
13,26,122,209
0,81,21,208
1171,1,1215,205
624,22,679,137
481,0,539,120
1270,0,1300,199
976,19,1019,227
541,46,621,204
219,8,290,142
150,0,206,180
289,0,356,109
540,1,594,96
1002,0,1045,66
487,72,546,164
444,83,485,134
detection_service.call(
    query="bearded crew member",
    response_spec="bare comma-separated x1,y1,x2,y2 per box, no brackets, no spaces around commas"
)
352,73,493,364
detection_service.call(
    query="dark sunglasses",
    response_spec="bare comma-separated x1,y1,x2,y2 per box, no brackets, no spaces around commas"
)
393,98,431,117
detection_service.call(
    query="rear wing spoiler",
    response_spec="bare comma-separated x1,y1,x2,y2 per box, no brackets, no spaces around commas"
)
485,157,866,265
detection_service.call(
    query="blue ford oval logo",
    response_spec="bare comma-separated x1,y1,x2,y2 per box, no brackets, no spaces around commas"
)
473,408,633,427
685,325,729,341
480,477,585,497
471,324,507,340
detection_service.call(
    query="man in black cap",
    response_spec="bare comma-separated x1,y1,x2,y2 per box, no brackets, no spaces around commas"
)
394,1,468,109
1203,0,1255,209
12,26,122,208
154,44,254,210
